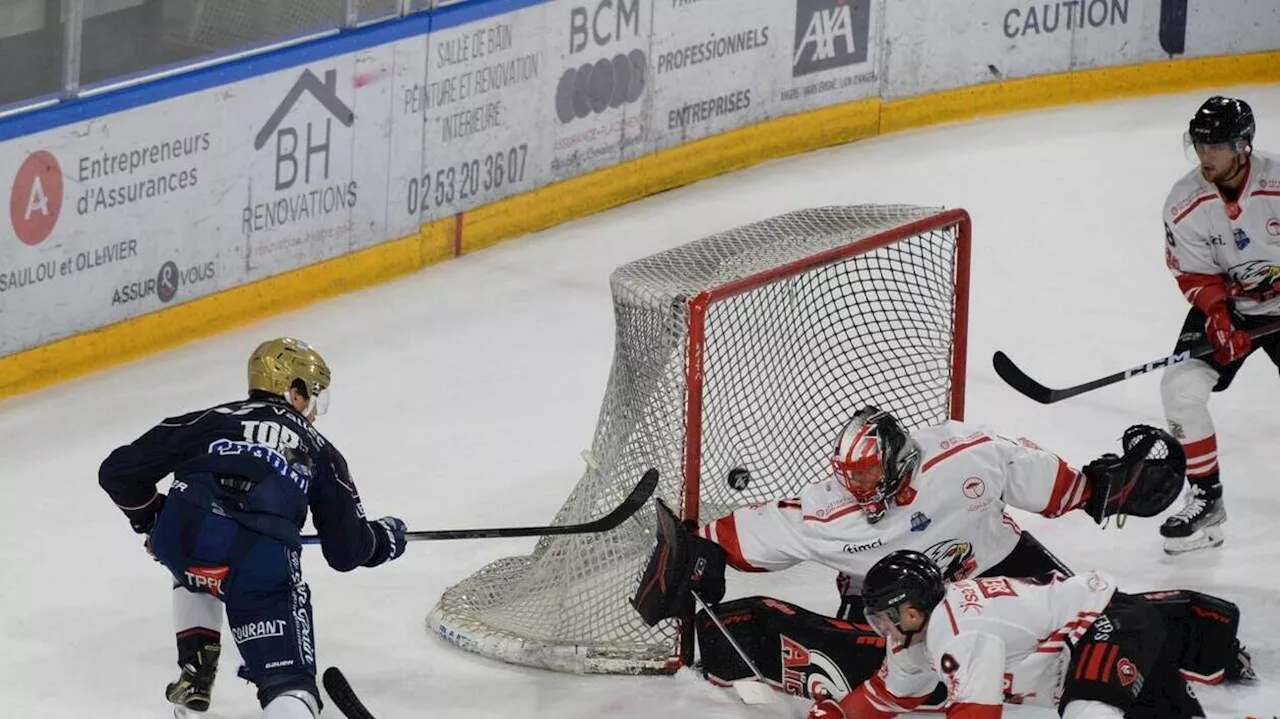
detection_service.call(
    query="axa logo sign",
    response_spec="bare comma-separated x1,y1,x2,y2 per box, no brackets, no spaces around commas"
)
255,69,354,191
792,0,869,78
557,0,646,123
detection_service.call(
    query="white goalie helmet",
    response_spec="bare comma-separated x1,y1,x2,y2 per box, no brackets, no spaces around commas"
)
830,406,921,523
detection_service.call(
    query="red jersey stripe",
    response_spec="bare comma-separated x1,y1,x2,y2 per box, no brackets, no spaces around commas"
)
921,436,992,474
708,514,765,572
1172,194,1219,224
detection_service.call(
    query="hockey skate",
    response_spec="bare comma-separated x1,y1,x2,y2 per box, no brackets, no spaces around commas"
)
166,642,220,716
1160,485,1226,555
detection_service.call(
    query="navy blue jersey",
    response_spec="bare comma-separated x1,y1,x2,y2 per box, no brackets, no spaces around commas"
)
100,391,379,571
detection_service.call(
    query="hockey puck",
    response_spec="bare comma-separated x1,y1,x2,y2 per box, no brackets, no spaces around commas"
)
727,467,751,491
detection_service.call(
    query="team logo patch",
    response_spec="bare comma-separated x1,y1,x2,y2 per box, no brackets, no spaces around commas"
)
910,511,931,532
962,477,985,499
1234,228,1252,250
924,539,978,581
1268,218,1280,238
780,635,853,700
1117,657,1139,687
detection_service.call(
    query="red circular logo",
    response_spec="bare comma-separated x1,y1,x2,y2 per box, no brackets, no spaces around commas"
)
10,150,63,246
962,477,986,499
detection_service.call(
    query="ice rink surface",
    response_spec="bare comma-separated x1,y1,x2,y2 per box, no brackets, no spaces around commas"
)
3,85,1279,718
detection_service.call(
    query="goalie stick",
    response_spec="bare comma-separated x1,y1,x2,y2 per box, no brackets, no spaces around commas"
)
299,467,659,544
323,667,376,719
992,320,1280,404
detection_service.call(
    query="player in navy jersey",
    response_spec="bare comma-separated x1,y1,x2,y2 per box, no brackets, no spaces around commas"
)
100,338,407,718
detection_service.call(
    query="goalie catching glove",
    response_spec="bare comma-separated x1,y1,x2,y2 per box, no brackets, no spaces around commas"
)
1081,424,1185,524
631,498,727,626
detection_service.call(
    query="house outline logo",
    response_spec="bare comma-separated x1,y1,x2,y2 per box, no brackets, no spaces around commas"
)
254,69,354,151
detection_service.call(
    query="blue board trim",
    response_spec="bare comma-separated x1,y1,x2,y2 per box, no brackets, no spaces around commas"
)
0,0,549,144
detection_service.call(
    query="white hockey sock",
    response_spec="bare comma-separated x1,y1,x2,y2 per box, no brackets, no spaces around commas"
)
173,583,222,639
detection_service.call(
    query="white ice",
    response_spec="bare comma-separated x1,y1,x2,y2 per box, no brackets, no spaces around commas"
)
3,85,1279,718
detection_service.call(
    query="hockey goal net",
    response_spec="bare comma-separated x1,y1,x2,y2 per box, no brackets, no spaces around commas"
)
428,205,971,674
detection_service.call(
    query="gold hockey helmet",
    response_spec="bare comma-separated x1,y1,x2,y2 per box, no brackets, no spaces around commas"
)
247,337,331,414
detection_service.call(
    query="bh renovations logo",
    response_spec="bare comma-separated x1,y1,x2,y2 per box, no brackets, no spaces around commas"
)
244,68,358,235
792,0,870,77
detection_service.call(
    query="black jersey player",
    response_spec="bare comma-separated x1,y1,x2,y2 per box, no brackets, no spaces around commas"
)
99,338,407,718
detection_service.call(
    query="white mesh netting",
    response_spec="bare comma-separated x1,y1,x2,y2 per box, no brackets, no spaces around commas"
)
427,205,969,674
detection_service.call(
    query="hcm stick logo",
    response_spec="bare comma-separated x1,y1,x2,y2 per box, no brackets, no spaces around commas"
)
10,150,63,246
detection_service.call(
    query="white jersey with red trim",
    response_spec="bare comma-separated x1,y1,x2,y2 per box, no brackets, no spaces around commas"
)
698,420,1088,593
1164,151,1280,316
849,572,1116,716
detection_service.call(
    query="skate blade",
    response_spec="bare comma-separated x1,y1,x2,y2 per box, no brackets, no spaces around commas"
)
1163,525,1225,555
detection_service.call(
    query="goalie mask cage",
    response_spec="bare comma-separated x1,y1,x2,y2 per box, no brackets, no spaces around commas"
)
428,205,971,674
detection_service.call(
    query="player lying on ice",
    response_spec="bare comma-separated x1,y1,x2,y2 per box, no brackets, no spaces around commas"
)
810,550,1206,718
632,407,1254,707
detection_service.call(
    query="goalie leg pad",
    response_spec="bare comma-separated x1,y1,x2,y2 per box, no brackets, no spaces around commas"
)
631,499,726,627
696,596,947,709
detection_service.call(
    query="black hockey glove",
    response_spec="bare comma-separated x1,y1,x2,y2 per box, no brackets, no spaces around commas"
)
364,516,407,567
123,493,166,535
631,498,727,626
1082,425,1185,524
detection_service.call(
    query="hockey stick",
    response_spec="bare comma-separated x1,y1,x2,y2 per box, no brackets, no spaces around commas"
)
299,468,659,545
323,667,376,719
992,320,1280,404
690,590,778,705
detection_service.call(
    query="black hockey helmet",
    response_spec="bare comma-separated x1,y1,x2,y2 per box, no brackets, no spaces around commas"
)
863,550,946,614
831,406,920,524
1188,96,1255,148
861,550,946,642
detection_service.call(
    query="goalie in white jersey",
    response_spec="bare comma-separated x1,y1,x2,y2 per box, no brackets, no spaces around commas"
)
695,408,1167,600
806,550,1204,718
1160,95,1280,554
632,406,1253,700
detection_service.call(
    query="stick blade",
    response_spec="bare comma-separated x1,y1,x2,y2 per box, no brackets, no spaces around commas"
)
992,351,1056,404
731,679,779,705
323,667,376,719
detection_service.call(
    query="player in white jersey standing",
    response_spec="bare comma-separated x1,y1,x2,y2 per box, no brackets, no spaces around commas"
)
1159,96,1280,554
806,550,1204,718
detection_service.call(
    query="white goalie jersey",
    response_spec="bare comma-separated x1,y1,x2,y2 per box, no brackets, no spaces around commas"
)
1164,151,1280,317
850,572,1116,715
698,420,1090,593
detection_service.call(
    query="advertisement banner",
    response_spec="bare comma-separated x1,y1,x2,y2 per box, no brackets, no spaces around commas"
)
0,44,405,355
546,0,654,180
883,0,1280,99
415,2,553,220
775,0,881,112
646,0,776,151
882,0,1149,98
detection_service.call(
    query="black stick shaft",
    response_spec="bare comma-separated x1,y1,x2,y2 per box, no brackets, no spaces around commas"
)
992,321,1280,405
299,468,658,545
